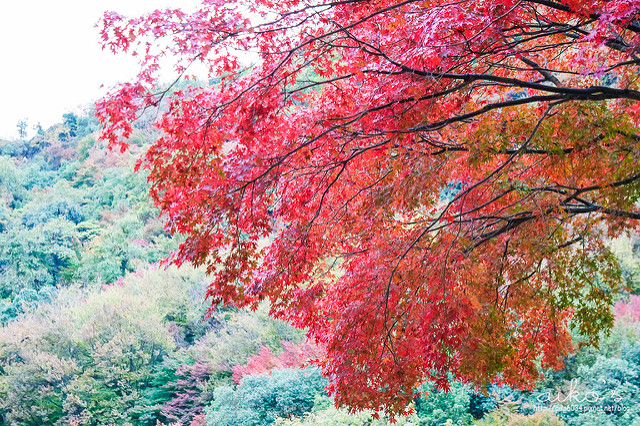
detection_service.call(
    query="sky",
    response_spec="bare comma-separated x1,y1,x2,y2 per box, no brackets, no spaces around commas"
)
0,0,201,139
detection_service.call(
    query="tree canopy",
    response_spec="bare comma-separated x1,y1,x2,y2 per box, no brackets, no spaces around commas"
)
97,0,640,416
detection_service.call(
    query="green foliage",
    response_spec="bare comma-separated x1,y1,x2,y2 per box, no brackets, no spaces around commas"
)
20,181,85,227
275,399,420,425
16,120,28,139
134,355,187,423
610,234,640,294
63,113,78,138
0,261,304,425
2,100,640,426
0,156,28,208
474,409,564,426
0,265,204,425
414,381,475,426
0,217,78,300
0,106,315,425
77,136,96,161
206,367,328,426
525,347,640,426
0,113,180,321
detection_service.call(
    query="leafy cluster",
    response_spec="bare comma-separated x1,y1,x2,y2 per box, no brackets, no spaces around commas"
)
2,108,640,425
98,0,640,413
3,0,640,421
0,110,175,323
0,110,315,425
0,262,311,425
232,340,323,383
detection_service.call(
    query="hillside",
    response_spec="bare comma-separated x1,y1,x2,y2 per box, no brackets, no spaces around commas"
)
1,108,640,425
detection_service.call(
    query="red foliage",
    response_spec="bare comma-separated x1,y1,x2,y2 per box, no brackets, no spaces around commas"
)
232,340,324,383
615,295,640,322
188,414,206,426
97,0,640,416
161,363,210,425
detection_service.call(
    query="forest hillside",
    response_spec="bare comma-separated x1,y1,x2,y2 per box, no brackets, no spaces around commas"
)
1,108,640,425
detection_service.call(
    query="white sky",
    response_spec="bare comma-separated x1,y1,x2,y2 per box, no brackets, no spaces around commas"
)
0,1,201,139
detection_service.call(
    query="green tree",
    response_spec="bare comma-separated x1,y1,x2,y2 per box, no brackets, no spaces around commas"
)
63,113,78,138
206,367,328,426
15,120,28,139
414,381,475,426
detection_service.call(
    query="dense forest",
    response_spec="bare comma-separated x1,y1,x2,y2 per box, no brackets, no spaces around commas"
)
0,105,639,425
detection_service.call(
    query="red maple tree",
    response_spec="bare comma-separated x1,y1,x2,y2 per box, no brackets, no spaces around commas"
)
97,0,640,416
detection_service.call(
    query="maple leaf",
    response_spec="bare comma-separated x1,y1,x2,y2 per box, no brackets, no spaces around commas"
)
97,0,640,417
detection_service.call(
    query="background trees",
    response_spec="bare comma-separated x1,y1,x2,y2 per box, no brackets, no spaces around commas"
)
0,109,178,323
0,262,309,425
2,106,640,424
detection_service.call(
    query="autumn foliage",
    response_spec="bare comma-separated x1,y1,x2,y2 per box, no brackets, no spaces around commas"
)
161,363,211,425
615,294,640,322
97,0,640,416
232,341,324,383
